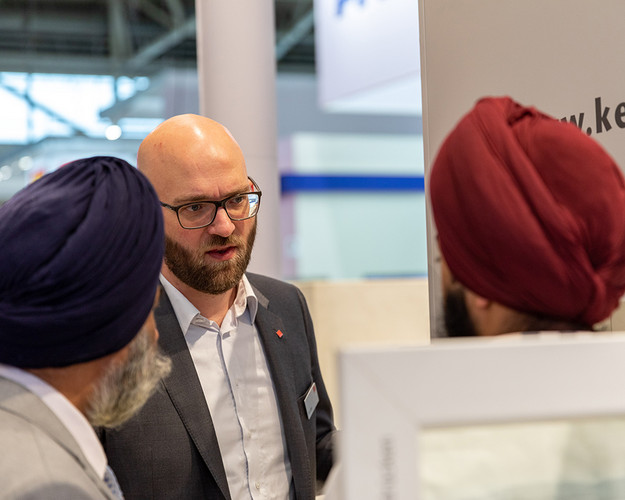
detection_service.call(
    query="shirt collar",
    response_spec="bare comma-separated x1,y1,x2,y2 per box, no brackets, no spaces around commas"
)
0,364,108,479
160,275,201,334
239,274,259,322
160,274,258,333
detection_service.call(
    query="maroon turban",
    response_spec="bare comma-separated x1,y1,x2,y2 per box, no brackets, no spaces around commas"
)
430,96,625,326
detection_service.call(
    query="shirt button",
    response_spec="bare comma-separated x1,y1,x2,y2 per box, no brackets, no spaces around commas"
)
255,482,260,490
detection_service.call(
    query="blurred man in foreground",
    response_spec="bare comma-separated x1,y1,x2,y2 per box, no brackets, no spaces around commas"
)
0,156,171,499
101,115,335,500
415,96,625,498
429,96,625,337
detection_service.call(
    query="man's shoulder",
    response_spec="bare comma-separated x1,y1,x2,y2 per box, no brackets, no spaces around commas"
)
246,272,299,294
0,409,107,499
245,273,307,310
0,376,50,419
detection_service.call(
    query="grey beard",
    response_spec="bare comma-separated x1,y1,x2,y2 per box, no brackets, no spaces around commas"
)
87,327,172,429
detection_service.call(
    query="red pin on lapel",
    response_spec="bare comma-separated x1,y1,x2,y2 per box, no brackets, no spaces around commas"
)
276,329,284,338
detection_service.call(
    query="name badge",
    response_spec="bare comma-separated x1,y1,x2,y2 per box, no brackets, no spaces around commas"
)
303,382,319,420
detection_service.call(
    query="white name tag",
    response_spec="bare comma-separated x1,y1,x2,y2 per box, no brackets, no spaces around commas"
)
304,382,319,420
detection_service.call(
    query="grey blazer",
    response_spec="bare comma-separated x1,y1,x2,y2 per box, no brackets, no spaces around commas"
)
0,376,116,500
101,273,335,500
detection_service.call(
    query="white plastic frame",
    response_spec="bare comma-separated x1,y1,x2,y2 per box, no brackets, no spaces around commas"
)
339,332,625,500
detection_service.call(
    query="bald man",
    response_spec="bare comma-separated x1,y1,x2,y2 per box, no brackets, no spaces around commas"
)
430,97,625,338
101,115,336,500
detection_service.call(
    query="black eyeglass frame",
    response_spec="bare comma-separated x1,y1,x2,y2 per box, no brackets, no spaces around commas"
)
160,176,262,229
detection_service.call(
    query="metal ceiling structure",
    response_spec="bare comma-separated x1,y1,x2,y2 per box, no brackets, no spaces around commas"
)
0,0,316,76
0,0,317,162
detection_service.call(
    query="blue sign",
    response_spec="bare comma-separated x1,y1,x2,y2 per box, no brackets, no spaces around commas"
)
281,174,425,193
337,0,366,16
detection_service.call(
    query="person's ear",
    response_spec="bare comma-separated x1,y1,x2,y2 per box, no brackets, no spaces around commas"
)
469,292,491,310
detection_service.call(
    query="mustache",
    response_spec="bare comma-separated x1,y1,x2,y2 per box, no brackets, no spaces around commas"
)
202,234,244,249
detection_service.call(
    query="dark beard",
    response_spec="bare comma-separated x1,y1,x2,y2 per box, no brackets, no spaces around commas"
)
442,286,479,338
164,221,256,295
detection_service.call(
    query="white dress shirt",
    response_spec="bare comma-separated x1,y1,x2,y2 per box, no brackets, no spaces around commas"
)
0,363,108,480
160,275,293,500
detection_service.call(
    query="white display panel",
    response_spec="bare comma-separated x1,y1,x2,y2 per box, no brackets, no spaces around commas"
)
338,333,625,499
314,0,421,115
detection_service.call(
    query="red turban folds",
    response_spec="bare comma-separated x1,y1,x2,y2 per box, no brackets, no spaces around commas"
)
430,97,625,326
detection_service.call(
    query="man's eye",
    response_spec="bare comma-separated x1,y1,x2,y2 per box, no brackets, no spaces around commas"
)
183,203,206,213
230,196,246,205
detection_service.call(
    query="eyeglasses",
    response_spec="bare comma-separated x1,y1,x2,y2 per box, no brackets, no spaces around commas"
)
161,177,262,229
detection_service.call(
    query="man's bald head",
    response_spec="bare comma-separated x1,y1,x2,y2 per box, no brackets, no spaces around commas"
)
137,114,246,196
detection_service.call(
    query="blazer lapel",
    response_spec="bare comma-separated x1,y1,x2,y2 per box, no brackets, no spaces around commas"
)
0,377,116,500
156,292,231,500
252,288,313,499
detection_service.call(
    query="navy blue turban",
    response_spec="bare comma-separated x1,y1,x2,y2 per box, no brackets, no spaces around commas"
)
0,156,164,368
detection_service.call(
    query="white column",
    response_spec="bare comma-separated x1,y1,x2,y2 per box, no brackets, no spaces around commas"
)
195,0,281,279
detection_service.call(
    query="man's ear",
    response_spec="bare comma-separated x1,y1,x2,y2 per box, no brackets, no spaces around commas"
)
465,288,491,310
460,288,492,337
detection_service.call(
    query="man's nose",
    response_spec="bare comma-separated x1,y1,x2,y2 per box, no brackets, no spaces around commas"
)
205,207,235,238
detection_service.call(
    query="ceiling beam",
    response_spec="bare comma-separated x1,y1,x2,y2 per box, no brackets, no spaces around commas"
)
0,51,173,76
275,8,314,62
137,0,175,28
108,0,133,62
125,15,196,71
164,0,186,27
